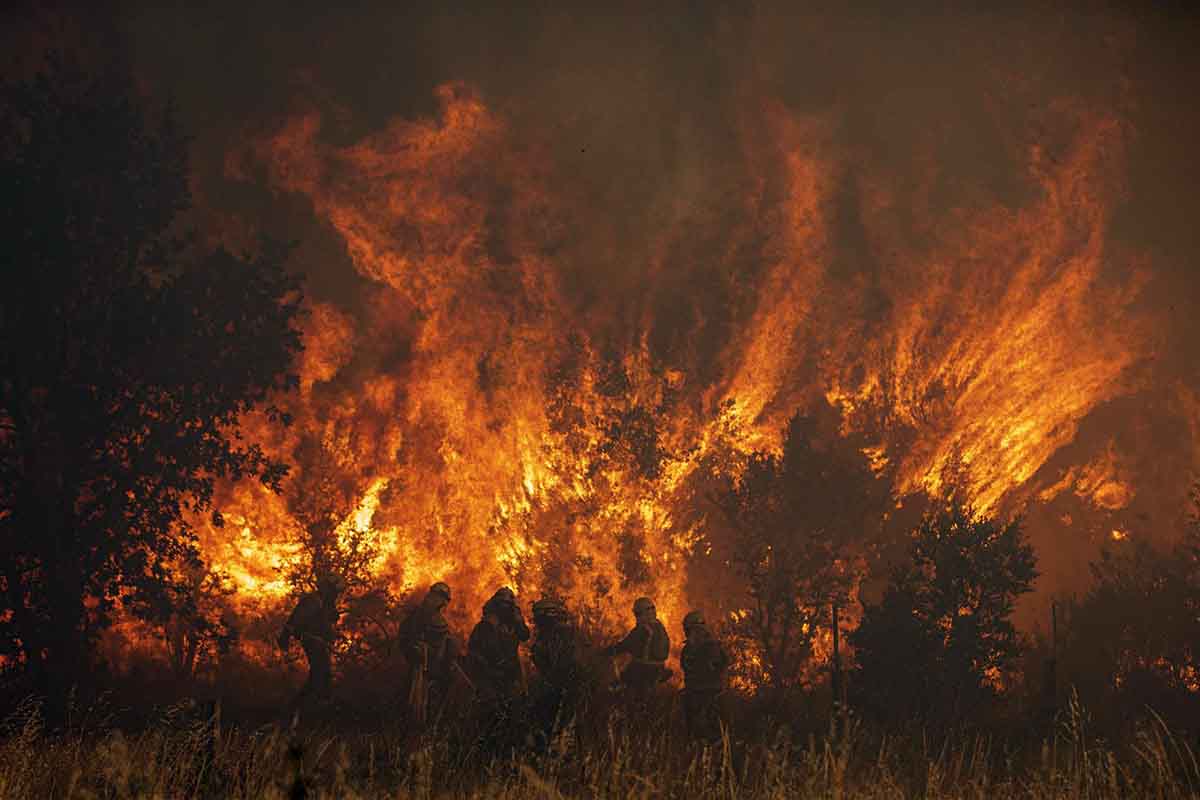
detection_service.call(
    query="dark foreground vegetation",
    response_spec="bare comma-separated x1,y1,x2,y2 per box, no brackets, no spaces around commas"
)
2,692,1200,799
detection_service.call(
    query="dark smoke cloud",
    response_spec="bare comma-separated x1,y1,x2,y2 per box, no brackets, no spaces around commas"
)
112,3,1199,311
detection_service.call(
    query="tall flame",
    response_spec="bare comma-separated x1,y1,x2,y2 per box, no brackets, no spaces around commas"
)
185,83,1152,665
826,108,1148,513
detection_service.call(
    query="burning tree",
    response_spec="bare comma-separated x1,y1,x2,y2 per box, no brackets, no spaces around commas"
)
713,401,889,691
0,58,302,705
277,433,399,673
283,434,382,599
850,503,1037,726
182,68,1154,678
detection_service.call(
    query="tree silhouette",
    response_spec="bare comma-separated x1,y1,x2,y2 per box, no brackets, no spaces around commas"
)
714,401,888,690
283,435,381,597
126,561,238,681
850,503,1037,727
1051,483,1200,728
0,58,302,704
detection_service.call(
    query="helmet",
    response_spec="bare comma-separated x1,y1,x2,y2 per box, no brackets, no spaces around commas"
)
633,597,655,616
429,582,452,602
485,586,518,617
683,610,706,629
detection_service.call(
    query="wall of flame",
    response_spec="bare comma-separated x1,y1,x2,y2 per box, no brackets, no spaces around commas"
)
87,2,1200,678
191,81,1152,655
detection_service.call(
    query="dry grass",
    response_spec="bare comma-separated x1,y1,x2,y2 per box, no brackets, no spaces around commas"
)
1,694,1198,798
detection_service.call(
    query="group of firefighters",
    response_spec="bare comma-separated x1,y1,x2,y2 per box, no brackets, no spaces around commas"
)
279,579,730,740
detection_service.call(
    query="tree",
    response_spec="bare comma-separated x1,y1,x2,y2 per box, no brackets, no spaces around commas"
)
0,58,302,704
1051,483,1200,728
850,503,1037,727
283,435,380,596
126,562,238,682
714,401,888,690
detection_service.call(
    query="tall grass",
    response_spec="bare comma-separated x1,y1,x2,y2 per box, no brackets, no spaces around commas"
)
0,693,1198,798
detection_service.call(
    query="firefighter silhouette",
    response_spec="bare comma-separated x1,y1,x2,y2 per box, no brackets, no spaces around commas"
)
530,596,584,743
279,575,344,705
680,610,729,741
397,581,458,725
604,596,671,698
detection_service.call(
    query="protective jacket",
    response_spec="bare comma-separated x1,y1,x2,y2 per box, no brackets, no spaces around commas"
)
609,616,670,687
398,603,454,677
533,621,579,688
467,600,529,695
681,627,729,691
281,592,336,647
280,590,338,701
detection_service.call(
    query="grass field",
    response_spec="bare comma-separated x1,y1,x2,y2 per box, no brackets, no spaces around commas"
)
1,693,1199,799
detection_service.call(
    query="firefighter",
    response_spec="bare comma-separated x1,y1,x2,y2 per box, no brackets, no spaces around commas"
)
466,586,530,701
531,597,580,692
464,586,530,752
603,596,671,697
279,575,343,705
397,581,458,724
680,610,729,741
530,596,582,740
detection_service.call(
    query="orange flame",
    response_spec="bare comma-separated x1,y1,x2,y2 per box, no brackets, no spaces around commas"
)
153,84,1155,682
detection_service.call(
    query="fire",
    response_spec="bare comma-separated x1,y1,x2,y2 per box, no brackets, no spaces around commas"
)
1038,440,1134,511
825,109,1148,514
153,82,1155,683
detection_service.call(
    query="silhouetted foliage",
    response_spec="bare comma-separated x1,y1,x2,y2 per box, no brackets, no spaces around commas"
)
277,435,396,679
1051,482,1200,728
0,57,302,704
505,355,691,621
850,503,1037,726
284,435,380,598
125,562,238,681
714,401,889,690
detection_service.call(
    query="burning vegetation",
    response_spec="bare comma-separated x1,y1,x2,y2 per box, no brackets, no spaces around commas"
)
180,78,1151,677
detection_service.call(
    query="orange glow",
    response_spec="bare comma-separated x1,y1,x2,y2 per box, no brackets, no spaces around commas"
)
115,83,1155,687
826,110,1148,515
